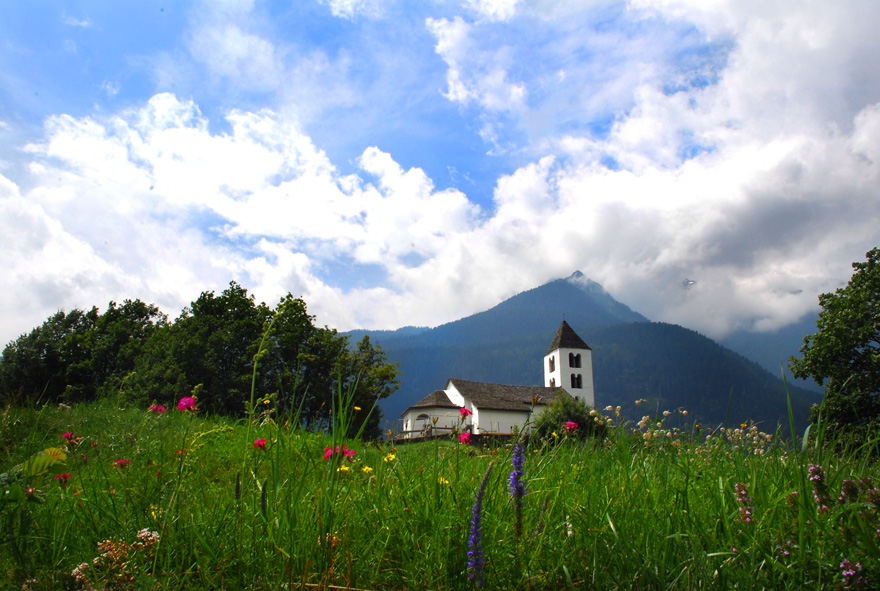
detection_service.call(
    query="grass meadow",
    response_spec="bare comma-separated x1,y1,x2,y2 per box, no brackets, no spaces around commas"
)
1,397,879,590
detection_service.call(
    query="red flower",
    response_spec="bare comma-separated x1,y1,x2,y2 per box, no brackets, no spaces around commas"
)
563,421,578,434
148,404,166,414
62,432,73,440
114,458,131,469
176,396,197,412
54,473,72,488
323,444,356,461
459,407,473,418
254,438,267,450
459,432,471,444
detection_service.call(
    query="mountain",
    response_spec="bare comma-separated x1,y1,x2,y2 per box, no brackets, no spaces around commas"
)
351,273,822,435
720,315,823,393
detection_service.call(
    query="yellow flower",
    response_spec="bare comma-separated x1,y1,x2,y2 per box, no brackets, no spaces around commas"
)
362,466,373,474
552,432,558,439
149,505,162,520
354,406,361,411
263,399,270,405
337,465,350,472
384,453,396,462
438,477,449,485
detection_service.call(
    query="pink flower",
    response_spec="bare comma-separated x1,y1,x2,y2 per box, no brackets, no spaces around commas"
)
323,444,356,461
254,438,267,450
564,421,578,434
148,404,166,414
460,407,473,417
459,432,471,444
62,432,73,440
114,458,131,469
54,473,72,487
176,396,197,412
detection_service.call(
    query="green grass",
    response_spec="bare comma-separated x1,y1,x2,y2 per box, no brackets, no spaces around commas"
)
1,400,878,590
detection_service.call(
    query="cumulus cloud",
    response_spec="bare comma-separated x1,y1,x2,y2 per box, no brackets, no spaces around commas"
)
2,0,879,347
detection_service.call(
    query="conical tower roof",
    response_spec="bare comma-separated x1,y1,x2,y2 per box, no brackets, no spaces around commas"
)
545,320,591,355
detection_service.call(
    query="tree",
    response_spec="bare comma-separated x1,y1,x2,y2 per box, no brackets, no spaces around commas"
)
0,300,165,405
790,247,880,446
131,282,271,414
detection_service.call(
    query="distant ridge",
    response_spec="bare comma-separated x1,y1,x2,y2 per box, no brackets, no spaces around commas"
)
346,273,821,435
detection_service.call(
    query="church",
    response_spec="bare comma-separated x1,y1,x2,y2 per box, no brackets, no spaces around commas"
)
399,321,594,438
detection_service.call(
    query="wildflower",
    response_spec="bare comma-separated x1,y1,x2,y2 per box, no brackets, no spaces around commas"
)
459,432,471,444
149,505,162,520
563,421,578,434
735,483,755,524
337,465,350,473
263,399,271,405
468,464,493,587
147,404,166,414
177,396,197,412
439,476,449,485
635,398,646,406
54,473,72,488
62,432,74,440
552,431,558,439
808,464,831,512
604,405,614,412
509,442,526,539
362,466,373,474
354,406,361,411
176,449,187,455
253,438,267,450
460,407,473,418
384,453,396,462
114,458,131,469
323,445,356,461
681,410,689,416
840,559,865,587
136,528,160,545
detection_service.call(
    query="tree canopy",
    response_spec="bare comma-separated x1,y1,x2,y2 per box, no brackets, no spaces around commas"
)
0,284,399,439
790,247,880,447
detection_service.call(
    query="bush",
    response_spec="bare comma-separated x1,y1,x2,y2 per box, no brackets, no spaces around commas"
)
532,391,608,440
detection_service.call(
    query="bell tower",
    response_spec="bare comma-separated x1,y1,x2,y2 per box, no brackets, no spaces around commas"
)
544,320,594,407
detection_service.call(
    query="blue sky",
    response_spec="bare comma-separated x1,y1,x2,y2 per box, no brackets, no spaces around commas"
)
1,0,879,345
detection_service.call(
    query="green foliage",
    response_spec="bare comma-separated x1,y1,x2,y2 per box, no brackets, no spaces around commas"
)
1,402,878,589
532,391,607,440
0,283,400,434
790,247,880,448
0,300,166,405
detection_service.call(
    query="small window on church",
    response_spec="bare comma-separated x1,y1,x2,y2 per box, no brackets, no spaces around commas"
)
549,356,555,372
550,378,555,387
571,374,582,389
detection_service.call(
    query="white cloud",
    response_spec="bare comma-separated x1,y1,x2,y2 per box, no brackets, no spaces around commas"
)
319,0,385,19
3,0,880,347
466,0,521,22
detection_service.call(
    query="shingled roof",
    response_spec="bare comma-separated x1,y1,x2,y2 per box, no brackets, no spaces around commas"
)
447,379,565,411
545,320,591,355
407,390,459,410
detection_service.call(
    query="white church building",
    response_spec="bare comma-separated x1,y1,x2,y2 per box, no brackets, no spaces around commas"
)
399,321,595,438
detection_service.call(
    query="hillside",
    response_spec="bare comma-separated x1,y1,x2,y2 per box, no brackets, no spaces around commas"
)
351,273,822,434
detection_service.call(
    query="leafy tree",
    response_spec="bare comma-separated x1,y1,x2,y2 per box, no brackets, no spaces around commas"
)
790,247,880,447
0,300,165,405
532,391,607,441
131,282,271,414
129,283,399,435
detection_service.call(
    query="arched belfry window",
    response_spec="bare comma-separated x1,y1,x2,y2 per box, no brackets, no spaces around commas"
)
549,356,555,372
568,353,581,368
550,378,556,387
570,374,583,389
